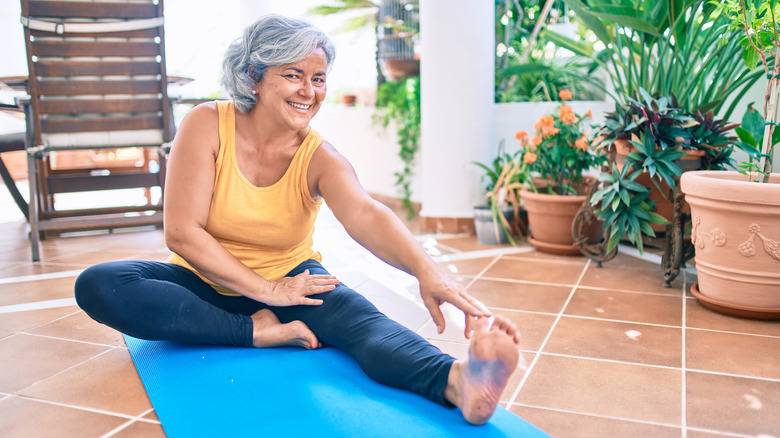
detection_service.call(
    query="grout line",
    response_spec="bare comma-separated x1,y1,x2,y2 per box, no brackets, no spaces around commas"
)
20,331,125,349
21,308,82,332
101,407,161,438
12,393,145,422
508,401,681,430
18,345,115,392
506,258,591,405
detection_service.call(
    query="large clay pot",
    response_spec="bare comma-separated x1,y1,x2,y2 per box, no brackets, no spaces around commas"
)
521,181,602,255
680,171,780,319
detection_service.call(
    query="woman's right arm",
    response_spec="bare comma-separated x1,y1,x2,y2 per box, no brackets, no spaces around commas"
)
163,103,336,306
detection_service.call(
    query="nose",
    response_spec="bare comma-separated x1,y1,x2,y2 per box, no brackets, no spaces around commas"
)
299,79,314,98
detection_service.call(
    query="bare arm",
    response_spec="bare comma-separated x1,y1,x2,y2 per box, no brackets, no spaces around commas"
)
310,143,490,335
163,104,336,306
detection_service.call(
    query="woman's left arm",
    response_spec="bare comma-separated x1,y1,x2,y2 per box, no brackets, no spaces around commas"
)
311,143,490,337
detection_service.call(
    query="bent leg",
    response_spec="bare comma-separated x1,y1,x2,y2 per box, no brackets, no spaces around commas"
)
75,261,259,347
271,261,455,406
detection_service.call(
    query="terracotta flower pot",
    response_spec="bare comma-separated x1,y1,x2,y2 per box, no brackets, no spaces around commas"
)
521,181,602,255
680,171,780,319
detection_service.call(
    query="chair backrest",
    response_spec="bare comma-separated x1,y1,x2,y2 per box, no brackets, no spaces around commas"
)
20,0,173,149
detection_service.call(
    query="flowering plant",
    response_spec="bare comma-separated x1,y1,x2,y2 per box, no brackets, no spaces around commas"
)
515,90,607,195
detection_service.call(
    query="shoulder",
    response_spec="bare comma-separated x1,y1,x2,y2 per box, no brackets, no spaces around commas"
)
312,140,353,170
171,101,220,157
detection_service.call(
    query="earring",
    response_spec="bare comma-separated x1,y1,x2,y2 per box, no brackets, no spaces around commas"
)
252,89,257,95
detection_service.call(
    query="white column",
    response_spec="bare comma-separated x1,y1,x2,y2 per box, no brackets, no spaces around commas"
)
419,0,495,227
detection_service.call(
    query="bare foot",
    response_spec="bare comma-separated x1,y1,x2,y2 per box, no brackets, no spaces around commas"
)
251,309,319,349
444,315,521,425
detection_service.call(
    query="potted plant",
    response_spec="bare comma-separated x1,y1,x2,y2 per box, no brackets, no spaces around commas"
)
473,142,528,245
516,90,607,254
680,0,780,319
590,90,739,254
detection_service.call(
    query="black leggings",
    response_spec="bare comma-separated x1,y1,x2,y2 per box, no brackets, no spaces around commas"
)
74,259,455,406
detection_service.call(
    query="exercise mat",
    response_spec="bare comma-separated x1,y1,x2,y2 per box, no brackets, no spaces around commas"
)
124,335,550,437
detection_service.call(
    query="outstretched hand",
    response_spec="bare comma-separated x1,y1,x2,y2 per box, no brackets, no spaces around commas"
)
268,269,339,306
419,274,491,339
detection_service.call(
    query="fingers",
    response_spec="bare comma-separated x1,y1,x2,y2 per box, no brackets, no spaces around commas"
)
464,314,477,339
449,292,490,319
423,297,446,334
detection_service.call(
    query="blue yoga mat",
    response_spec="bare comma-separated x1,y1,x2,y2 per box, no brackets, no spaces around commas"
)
125,335,550,437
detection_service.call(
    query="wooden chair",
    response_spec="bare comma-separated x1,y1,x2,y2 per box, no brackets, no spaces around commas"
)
19,0,174,261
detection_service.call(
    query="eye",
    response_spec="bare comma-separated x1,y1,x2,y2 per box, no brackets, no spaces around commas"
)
313,77,326,84
285,74,300,80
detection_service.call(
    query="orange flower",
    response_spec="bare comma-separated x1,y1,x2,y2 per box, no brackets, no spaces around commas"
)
514,130,529,143
559,105,577,125
574,137,588,151
586,109,593,119
531,136,543,147
558,89,572,101
523,152,537,164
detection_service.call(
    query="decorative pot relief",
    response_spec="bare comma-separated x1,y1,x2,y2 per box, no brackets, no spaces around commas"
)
692,217,780,261
739,224,780,260
692,216,727,250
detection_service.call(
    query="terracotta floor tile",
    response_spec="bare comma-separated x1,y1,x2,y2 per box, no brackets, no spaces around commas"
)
18,348,152,416
0,306,80,333
686,371,780,436
0,396,127,438
686,329,780,379
565,288,682,326
686,298,780,337
467,279,571,313
503,250,588,262
545,316,682,367
437,256,497,277
483,257,586,285
510,405,681,438
579,263,686,295
0,277,78,307
491,309,556,352
517,355,682,425
0,333,109,393
110,420,166,438
29,310,126,347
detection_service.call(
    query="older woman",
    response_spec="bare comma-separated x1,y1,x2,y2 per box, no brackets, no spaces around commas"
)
75,14,520,425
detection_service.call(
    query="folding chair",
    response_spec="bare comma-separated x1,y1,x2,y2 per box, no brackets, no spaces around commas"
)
19,0,174,261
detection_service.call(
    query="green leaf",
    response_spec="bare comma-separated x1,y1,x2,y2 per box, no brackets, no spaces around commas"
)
734,126,757,146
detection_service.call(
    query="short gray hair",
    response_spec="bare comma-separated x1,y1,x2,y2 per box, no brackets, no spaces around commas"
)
221,14,336,113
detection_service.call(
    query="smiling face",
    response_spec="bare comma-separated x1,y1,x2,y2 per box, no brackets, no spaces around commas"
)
253,47,328,132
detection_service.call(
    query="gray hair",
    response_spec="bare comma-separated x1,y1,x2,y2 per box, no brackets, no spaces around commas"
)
221,14,336,113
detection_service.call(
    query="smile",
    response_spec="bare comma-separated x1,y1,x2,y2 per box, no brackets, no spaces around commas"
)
287,101,312,110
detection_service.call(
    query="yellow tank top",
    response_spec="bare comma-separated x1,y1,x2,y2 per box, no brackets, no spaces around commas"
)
168,100,323,296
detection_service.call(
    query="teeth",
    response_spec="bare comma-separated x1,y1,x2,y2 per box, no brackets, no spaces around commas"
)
288,102,310,109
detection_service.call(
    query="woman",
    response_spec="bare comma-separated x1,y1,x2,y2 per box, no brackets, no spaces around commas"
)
75,14,520,425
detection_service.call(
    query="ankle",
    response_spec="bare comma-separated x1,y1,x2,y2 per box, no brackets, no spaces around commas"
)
444,360,465,408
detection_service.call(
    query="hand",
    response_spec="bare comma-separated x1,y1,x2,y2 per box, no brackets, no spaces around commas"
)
419,274,490,338
267,269,339,306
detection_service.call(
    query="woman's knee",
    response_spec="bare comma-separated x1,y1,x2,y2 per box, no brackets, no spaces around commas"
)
74,262,133,319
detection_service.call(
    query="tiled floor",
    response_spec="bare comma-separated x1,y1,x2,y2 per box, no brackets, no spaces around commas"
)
0,191,779,437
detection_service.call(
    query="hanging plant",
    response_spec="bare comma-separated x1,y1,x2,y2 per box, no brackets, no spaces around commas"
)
374,76,421,219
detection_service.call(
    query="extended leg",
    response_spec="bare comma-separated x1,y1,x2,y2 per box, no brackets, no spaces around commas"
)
271,260,455,406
